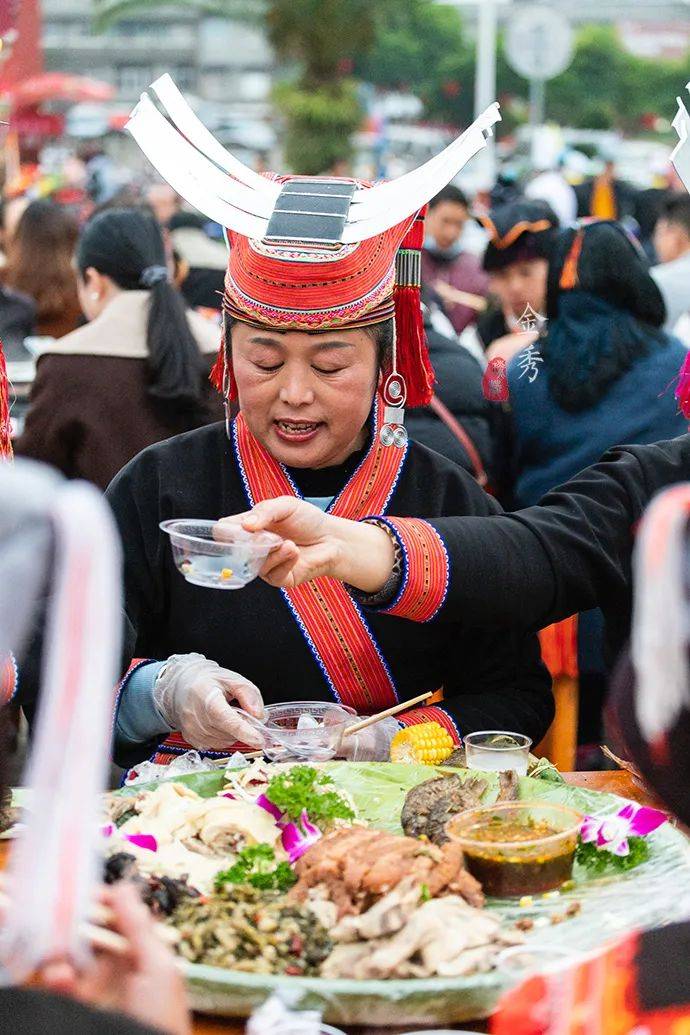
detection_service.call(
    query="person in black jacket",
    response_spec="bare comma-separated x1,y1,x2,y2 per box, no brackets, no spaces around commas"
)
232,434,690,673
405,299,495,480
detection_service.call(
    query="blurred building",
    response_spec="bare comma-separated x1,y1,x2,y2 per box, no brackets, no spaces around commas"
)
41,0,274,111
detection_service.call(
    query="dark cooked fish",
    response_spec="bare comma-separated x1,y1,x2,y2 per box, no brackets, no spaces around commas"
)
497,770,519,801
401,773,487,844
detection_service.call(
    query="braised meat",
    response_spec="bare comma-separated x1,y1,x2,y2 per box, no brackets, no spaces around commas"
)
290,826,484,916
401,773,487,844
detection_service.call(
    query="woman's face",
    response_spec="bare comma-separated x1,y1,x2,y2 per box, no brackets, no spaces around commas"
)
490,258,548,321
231,322,379,469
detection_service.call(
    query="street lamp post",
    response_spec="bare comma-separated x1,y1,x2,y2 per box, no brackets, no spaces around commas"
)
440,0,512,187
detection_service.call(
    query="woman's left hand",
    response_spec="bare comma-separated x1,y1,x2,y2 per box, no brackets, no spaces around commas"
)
338,716,401,761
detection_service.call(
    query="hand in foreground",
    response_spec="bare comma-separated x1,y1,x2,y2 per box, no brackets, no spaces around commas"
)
217,497,395,593
485,329,538,365
39,883,191,1035
153,652,265,749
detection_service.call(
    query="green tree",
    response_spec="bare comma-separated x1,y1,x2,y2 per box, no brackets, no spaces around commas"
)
353,1,472,124
93,0,410,173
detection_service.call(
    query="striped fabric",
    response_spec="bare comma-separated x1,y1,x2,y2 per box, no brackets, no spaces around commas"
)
0,653,17,706
396,703,461,744
374,517,450,623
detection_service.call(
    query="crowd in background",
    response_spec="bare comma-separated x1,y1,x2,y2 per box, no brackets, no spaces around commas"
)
2,146,690,765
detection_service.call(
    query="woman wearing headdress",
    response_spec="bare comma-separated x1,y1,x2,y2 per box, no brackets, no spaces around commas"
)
99,81,552,768
14,208,223,489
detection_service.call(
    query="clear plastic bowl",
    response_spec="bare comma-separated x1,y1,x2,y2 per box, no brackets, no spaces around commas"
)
160,519,280,590
447,801,582,898
237,701,357,762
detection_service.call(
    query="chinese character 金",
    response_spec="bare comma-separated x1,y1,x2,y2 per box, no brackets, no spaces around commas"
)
517,343,543,383
517,303,546,333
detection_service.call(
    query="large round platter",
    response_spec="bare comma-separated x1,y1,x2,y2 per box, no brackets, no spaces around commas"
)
114,762,690,1026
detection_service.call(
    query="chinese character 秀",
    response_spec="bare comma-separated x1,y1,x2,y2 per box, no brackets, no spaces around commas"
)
517,343,543,383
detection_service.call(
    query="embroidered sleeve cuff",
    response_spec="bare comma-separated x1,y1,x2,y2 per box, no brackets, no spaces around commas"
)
0,653,18,706
364,517,450,622
396,704,461,744
114,659,171,746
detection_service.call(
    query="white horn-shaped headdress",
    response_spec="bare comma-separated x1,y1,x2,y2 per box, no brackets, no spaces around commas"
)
127,74,500,245
671,83,690,194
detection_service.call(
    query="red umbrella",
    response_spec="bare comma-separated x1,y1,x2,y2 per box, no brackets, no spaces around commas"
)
9,73,115,110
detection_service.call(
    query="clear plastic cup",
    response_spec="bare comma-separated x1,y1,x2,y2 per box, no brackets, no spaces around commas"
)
464,730,532,775
160,519,281,590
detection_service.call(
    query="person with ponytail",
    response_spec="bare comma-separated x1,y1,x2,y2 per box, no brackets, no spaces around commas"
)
105,103,552,771
14,208,222,489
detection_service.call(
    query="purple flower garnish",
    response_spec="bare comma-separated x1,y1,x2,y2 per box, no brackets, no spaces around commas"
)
123,833,158,852
256,793,284,821
580,803,666,857
281,810,322,863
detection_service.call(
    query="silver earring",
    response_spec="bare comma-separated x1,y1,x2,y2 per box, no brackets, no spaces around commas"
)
90,293,99,301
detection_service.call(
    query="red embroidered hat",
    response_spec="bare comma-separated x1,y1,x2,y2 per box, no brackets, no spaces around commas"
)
127,76,500,418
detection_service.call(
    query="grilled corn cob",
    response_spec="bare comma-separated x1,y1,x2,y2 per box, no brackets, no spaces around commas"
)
390,722,454,765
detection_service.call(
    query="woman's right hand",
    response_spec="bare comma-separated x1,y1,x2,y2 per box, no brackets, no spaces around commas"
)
152,653,265,750
217,498,395,593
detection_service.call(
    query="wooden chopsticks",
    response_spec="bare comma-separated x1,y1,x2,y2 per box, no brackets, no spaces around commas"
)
341,691,433,738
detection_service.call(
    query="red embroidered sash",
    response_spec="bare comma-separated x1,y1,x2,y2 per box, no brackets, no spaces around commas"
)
233,406,405,712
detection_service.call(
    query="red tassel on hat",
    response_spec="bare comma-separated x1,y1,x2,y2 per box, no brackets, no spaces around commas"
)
676,350,690,419
209,320,237,400
393,209,435,408
0,338,13,461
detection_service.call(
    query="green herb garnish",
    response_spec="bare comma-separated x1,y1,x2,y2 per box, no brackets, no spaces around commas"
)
214,844,297,893
265,766,355,826
575,835,649,875
419,883,431,903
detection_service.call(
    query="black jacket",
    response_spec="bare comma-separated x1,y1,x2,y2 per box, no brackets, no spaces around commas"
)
426,435,690,664
0,285,36,357
406,319,495,477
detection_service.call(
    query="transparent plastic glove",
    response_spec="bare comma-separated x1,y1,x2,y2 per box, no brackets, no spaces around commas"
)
153,653,265,750
339,717,402,762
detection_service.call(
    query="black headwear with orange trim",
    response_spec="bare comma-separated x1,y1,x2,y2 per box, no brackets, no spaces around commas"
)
480,200,560,273
545,220,666,325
